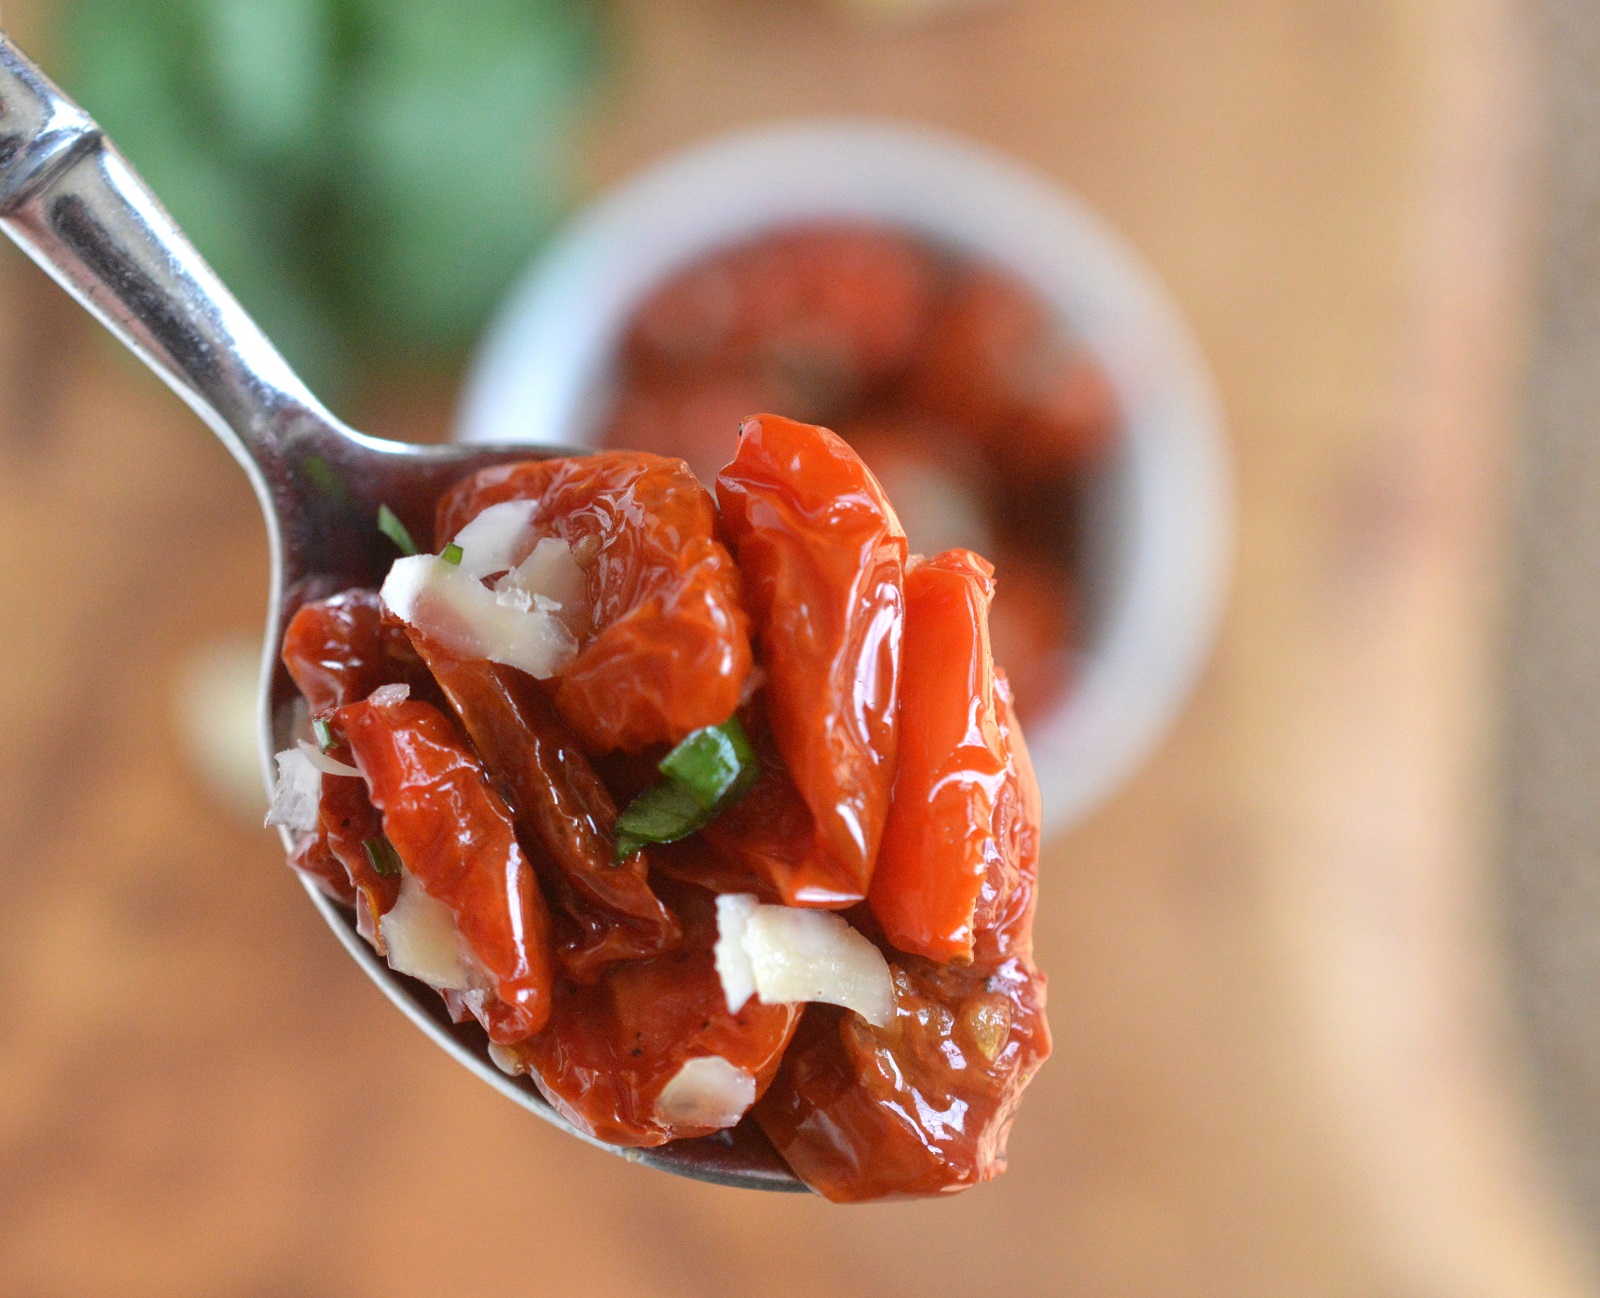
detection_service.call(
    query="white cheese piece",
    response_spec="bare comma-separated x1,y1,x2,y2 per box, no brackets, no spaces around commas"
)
487,1042,528,1077
380,553,577,679
495,536,590,637
368,683,410,706
295,739,360,777
264,745,321,832
714,893,761,1014
654,1056,757,1129
715,898,896,1029
451,500,540,578
378,868,478,992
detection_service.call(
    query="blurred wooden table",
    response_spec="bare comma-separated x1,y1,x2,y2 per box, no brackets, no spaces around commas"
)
0,1,1592,1295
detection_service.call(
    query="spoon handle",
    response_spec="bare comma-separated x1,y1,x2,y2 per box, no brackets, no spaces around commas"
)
0,31,342,491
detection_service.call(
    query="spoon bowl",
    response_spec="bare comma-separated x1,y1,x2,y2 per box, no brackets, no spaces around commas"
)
0,32,803,1192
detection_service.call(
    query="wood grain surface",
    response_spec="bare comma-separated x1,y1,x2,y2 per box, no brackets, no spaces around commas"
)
0,1,1592,1294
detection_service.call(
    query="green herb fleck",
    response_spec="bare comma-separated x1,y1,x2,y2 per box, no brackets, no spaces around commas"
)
612,718,760,861
440,542,464,565
377,504,418,556
312,717,335,752
659,715,759,809
362,836,402,878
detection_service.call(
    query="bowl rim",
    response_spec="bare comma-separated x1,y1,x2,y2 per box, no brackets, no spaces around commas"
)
457,117,1233,837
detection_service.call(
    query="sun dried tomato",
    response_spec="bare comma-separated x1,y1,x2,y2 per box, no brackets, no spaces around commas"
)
495,882,802,1147
434,453,752,754
622,224,936,394
287,821,355,906
715,416,906,902
337,694,556,1043
408,631,682,982
281,588,436,714
869,550,1010,963
752,663,1048,1201
905,268,1117,472
752,946,1049,1202
973,671,1042,968
315,762,393,947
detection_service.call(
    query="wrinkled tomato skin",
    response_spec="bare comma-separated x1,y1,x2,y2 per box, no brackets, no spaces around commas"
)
755,950,1049,1202
281,589,436,713
715,416,906,900
315,765,393,946
500,884,802,1147
754,667,1049,1201
973,672,1041,968
869,550,1009,962
337,695,556,1043
434,453,752,754
408,631,682,982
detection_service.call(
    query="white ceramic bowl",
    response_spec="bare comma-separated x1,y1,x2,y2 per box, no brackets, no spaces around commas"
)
457,119,1231,838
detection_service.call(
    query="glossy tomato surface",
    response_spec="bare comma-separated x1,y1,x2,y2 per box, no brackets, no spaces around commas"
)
410,632,681,982
338,694,557,1043
435,453,752,754
716,416,906,902
869,549,1010,963
500,883,802,1147
754,668,1049,1201
282,588,438,714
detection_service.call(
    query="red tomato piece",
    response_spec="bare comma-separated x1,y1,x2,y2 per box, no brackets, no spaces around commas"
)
869,549,1010,963
408,631,682,982
715,415,907,901
753,948,1049,1202
906,268,1117,472
973,671,1043,968
434,453,752,754
337,695,556,1043
623,223,936,390
281,588,436,713
287,821,355,906
754,665,1049,1201
315,762,394,947
496,883,802,1147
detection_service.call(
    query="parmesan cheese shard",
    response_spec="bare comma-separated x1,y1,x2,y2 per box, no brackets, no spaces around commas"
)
714,896,895,1028
654,1056,758,1129
495,536,590,637
380,552,577,679
714,893,760,1013
295,739,360,778
265,745,321,833
451,500,539,578
378,868,479,992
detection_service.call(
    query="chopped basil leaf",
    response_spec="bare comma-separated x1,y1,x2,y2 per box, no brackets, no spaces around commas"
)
311,717,335,752
362,835,402,878
440,541,464,565
612,718,761,861
377,503,418,556
659,715,758,809
615,780,706,857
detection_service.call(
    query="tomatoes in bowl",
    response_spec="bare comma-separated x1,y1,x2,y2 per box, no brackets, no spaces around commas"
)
594,221,1115,725
268,416,1050,1201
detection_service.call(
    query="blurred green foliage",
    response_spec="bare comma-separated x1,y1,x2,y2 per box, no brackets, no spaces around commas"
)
64,0,604,395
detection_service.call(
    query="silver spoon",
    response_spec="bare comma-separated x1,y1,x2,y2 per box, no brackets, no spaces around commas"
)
0,32,802,1193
